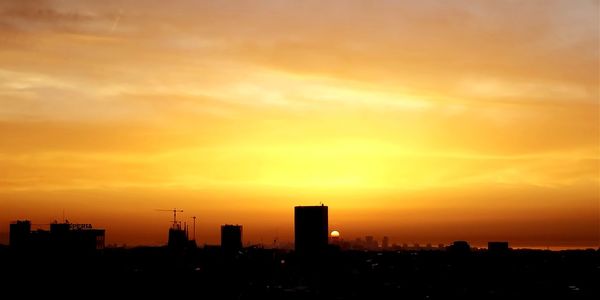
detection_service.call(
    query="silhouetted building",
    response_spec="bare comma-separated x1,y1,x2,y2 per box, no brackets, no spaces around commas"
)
352,238,365,250
29,228,51,248
9,220,104,252
221,224,243,251
294,205,328,255
488,241,510,252
50,222,105,251
382,236,389,249
448,240,471,253
168,226,188,250
160,209,193,250
365,235,378,250
9,220,31,249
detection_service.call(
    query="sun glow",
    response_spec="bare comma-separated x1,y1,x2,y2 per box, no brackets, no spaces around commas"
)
0,0,597,248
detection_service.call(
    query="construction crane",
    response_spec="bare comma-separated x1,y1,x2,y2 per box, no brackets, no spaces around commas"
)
156,208,184,228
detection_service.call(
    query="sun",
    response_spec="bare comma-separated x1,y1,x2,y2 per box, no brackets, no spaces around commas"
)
330,230,340,238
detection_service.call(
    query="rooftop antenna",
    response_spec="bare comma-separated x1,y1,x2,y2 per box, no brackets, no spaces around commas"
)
192,216,197,241
184,221,188,239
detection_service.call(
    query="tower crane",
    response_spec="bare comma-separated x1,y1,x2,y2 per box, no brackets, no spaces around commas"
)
156,208,184,229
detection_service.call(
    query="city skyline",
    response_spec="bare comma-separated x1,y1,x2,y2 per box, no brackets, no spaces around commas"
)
0,0,598,249
3,204,596,250
1,205,513,251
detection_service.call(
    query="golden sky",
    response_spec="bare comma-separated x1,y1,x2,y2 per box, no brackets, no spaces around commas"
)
0,0,598,248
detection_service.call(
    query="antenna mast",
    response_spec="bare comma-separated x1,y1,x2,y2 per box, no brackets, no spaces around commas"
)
192,216,197,241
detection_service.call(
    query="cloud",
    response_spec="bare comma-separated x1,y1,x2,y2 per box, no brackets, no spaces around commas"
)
0,0,597,194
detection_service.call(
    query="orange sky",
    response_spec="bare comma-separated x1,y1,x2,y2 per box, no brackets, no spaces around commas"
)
0,0,598,248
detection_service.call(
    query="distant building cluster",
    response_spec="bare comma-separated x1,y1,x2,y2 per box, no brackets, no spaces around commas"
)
162,210,244,252
331,235,445,251
9,220,105,252
332,238,511,253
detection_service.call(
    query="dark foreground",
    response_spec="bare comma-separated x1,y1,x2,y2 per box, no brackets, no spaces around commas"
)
1,246,598,299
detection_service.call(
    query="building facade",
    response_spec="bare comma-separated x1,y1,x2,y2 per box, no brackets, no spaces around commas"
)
294,205,328,255
9,220,105,252
221,224,243,251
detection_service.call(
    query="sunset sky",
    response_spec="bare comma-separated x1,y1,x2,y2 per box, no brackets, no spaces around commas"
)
0,0,598,248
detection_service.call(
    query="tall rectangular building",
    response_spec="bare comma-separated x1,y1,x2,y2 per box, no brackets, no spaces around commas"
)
168,227,188,250
382,236,389,249
294,205,328,254
221,224,243,251
9,220,31,249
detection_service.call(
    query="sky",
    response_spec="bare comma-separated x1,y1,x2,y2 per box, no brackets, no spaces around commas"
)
0,0,598,248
